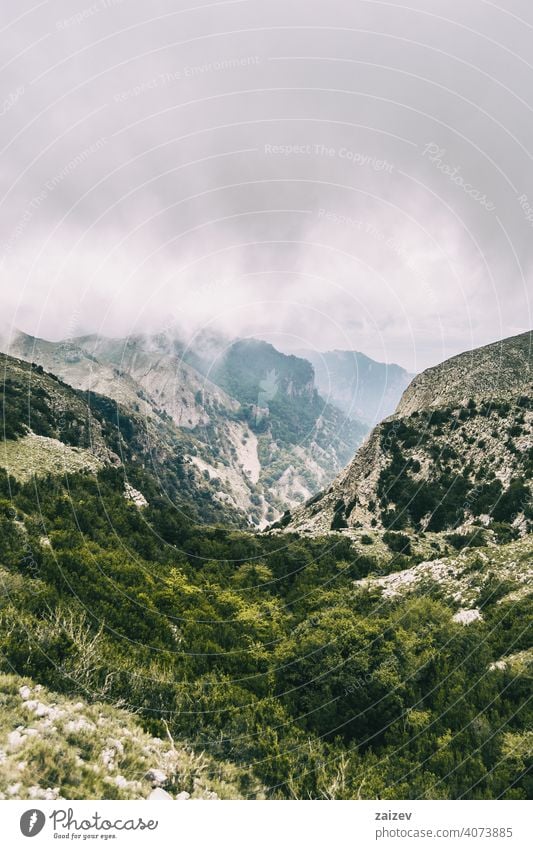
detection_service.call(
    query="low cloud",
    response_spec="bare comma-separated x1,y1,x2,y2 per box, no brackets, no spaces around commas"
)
0,0,531,371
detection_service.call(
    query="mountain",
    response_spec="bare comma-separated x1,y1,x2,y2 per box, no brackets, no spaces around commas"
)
284,331,532,545
204,336,366,481
297,348,413,424
6,328,232,429
0,352,247,526
1,330,368,526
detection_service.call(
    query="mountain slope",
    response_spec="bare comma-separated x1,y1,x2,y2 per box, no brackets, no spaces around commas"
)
285,331,532,540
75,331,237,430
357,533,533,610
1,355,118,475
299,348,413,424
0,352,245,526
6,329,231,429
206,337,366,482
396,331,531,415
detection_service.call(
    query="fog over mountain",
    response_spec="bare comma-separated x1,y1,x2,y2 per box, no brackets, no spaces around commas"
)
1,0,532,372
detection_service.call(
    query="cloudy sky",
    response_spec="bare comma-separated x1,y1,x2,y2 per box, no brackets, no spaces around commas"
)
0,0,532,371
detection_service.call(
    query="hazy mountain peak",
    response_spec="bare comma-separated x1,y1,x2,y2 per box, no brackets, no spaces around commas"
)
297,347,413,425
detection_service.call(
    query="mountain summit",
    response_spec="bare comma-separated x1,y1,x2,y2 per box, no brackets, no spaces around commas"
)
396,331,531,415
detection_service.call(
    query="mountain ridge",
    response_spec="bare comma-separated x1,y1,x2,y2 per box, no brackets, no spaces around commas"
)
396,330,532,416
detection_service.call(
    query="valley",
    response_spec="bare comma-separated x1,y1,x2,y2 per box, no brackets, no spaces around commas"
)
2,329,380,527
0,329,530,800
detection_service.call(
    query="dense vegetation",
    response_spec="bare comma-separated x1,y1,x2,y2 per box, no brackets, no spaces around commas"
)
376,400,532,534
0,463,530,799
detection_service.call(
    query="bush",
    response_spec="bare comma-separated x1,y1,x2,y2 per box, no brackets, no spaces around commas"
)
446,530,486,550
383,531,412,555
331,500,348,530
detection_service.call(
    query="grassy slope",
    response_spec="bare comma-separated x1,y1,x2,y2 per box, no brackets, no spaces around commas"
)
0,434,103,482
0,674,257,800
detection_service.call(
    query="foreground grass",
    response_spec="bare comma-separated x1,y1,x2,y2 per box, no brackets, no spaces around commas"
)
0,673,259,800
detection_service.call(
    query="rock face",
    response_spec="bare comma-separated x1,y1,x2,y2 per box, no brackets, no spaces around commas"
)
396,331,532,416
285,331,532,538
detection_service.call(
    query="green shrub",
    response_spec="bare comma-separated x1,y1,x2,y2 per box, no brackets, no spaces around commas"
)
383,531,412,555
